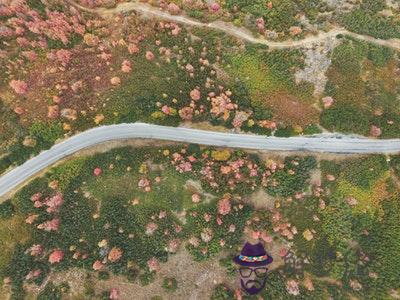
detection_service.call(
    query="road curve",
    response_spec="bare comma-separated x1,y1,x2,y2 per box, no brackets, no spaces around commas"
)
1,122,400,197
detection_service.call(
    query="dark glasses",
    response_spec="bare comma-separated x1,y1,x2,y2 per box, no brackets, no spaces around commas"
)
239,267,268,278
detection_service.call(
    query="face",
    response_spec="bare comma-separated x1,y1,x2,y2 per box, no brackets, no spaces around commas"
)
238,266,268,295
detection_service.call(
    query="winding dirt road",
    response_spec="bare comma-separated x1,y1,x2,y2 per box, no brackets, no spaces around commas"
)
70,1,400,51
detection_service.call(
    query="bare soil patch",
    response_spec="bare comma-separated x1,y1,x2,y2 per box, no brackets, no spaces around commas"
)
28,248,237,300
264,93,319,126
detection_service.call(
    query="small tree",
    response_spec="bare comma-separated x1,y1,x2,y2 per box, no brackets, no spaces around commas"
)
162,277,178,292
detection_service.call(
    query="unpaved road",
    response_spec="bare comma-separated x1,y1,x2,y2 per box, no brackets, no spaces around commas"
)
1,122,400,197
70,1,400,51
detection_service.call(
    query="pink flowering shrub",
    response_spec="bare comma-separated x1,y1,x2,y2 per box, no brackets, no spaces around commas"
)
44,193,63,213
147,257,160,272
93,167,102,176
108,247,123,262
9,80,28,94
37,218,60,231
217,195,231,215
48,249,64,264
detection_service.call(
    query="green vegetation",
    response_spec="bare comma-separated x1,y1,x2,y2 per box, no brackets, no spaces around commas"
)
341,10,400,40
224,0,326,32
322,38,400,137
0,200,14,219
1,144,399,298
267,156,317,197
37,282,64,300
210,283,234,300
162,277,178,292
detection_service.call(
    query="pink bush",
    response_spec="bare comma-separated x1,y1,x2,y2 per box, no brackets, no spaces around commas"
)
25,214,39,224
110,288,119,299
121,60,132,73
191,193,201,203
9,80,28,94
179,106,194,120
146,222,158,235
93,167,102,176
47,105,60,119
286,280,300,296
190,88,201,101
147,257,160,272
322,96,334,108
128,43,139,54
92,260,104,270
22,50,37,61
29,244,43,257
14,106,25,115
145,51,155,61
167,3,181,15
44,193,64,213
256,18,265,32
108,247,123,262
49,249,64,264
162,105,171,115
370,125,382,137
217,196,231,215
167,239,180,253
37,218,60,231
110,76,121,85
210,3,221,12
56,49,72,67
30,192,42,202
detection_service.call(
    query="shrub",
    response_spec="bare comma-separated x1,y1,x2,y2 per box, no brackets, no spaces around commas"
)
0,200,15,219
37,282,62,300
360,0,386,14
267,156,317,197
303,124,322,135
341,10,400,39
98,271,110,280
320,103,370,135
275,126,296,137
366,44,393,67
162,277,178,292
28,121,64,149
360,199,400,293
390,155,400,177
219,256,237,278
260,271,289,298
340,155,388,188
210,284,234,300
121,268,137,282
48,158,87,191
321,197,353,253
139,271,155,286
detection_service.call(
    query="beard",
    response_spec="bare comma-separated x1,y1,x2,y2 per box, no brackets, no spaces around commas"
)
240,278,267,295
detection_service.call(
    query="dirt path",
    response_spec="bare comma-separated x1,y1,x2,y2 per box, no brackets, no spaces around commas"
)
69,1,400,51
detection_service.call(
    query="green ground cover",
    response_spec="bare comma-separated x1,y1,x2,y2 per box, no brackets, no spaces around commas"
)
0,144,399,299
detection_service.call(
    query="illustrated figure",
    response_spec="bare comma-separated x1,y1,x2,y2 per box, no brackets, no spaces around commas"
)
233,242,273,295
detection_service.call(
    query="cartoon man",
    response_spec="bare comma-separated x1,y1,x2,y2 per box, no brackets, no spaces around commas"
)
233,242,273,295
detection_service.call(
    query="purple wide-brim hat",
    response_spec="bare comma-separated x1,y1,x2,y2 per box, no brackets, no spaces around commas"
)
233,242,273,267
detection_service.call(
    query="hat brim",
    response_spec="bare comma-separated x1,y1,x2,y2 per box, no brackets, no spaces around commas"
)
233,255,273,267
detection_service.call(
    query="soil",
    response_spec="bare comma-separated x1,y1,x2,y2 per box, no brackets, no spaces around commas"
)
248,188,276,210
27,248,237,300
263,92,320,127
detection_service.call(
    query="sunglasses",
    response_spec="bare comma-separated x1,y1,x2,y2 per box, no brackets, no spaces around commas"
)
239,267,268,278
